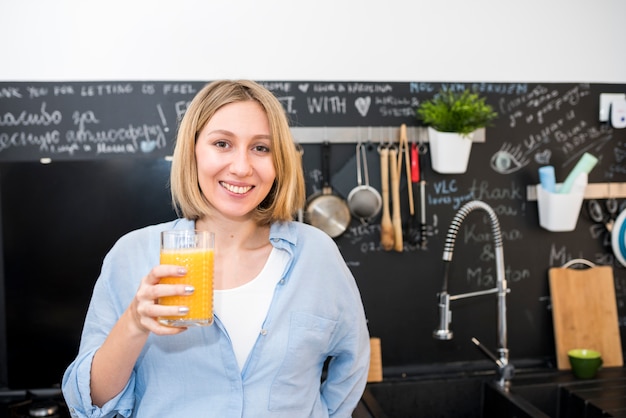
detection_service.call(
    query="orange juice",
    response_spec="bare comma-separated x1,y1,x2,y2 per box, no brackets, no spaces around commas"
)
158,230,214,327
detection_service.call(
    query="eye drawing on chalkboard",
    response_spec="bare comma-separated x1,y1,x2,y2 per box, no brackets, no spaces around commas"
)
490,143,530,174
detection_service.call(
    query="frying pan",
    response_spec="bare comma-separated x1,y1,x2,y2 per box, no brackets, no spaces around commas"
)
305,141,351,238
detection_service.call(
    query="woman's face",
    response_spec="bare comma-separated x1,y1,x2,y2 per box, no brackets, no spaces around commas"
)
195,100,276,220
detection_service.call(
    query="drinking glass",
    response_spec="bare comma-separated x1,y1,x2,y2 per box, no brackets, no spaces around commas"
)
158,230,214,327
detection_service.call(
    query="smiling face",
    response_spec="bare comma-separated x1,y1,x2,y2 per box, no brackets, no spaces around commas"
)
194,100,277,221
170,80,305,224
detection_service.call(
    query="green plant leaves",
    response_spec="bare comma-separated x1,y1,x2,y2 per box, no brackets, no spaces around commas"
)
416,89,498,136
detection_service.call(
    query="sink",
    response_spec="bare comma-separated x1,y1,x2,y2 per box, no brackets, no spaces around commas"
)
485,367,626,418
483,382,556,418
509,384,561,416
355,366,626,418
361,375,488,418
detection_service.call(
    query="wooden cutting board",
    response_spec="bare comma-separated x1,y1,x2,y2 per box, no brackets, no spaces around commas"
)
549,264,623,369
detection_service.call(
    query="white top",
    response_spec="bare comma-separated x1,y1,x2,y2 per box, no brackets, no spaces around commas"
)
214,247,288,371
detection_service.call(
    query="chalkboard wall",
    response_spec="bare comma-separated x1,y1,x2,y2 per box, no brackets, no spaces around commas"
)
1,81,625,389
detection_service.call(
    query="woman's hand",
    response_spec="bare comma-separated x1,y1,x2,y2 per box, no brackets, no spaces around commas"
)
130,264,192,335
91,264,193,406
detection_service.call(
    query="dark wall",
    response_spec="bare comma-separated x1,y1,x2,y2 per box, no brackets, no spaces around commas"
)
0,159,176,389
1,81,625,389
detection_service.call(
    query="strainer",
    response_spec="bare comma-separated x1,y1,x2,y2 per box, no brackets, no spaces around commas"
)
347,143,382,224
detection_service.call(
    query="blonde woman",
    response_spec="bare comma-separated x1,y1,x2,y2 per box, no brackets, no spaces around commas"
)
62,80,370,418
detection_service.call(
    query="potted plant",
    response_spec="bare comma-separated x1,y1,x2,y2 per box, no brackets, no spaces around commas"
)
416,89,497,174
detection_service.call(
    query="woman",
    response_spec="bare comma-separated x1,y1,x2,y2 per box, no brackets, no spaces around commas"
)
62,80,371,418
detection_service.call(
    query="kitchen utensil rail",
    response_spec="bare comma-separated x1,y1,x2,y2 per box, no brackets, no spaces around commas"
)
291,126,486,144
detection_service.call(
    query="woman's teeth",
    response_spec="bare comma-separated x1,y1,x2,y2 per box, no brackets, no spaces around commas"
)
220,182,252,194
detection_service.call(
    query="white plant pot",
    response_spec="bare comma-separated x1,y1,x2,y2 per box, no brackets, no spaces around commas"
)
428,127,473,174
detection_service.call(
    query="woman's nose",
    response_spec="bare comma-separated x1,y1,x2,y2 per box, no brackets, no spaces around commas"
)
229,149,254,176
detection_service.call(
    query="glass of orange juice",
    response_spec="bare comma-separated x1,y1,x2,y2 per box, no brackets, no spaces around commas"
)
158,230,214,327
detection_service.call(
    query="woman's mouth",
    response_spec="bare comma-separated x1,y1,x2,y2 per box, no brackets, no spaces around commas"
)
220,181,253,195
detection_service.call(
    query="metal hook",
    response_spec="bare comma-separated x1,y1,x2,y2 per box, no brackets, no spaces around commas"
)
417,128,429,155
377,126,387,153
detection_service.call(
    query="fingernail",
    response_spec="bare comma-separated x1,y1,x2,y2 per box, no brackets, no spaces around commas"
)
184,286,195,294
178,306,189,314
177,267,187,275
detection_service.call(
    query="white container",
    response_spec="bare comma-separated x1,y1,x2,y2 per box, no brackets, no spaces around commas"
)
536,184,585,232
428,127,473,174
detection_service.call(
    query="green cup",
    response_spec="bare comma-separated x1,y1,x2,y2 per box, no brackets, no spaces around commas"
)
568,349,603,379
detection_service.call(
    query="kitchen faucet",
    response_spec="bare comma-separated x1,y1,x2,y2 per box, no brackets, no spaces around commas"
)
432,200,514,389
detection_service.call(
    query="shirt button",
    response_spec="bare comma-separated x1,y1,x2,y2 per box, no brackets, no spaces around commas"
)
260,329,268,336
279,279,285,285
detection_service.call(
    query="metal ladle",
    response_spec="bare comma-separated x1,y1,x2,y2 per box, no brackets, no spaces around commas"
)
347,142,382,224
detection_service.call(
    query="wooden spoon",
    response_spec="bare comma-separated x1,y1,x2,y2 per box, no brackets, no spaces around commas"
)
379,146,394,251
390,146,403,252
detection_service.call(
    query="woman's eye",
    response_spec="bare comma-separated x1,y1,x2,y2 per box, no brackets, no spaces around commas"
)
214,140,229,148
254,144,271,153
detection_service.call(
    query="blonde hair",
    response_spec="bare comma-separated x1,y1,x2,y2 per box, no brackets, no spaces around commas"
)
170,80,305,225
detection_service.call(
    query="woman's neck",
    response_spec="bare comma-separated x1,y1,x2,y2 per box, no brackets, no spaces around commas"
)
195,217,270,250
195,217,273,289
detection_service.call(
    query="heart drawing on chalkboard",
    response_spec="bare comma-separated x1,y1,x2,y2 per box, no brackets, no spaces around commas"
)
140,140,157,153
355,96,371,117
298,83,309,93
534,149,551,165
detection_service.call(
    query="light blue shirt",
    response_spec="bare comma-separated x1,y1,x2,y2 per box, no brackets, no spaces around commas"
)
62,218,370,418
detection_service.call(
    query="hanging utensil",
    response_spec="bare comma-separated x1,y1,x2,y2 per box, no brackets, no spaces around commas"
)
304,141,351,238
379,145,394,251
418,138,428,250
389,145,403,252
406,140,421,245
347,142,382,224
400,124,414,216
398,124,419,245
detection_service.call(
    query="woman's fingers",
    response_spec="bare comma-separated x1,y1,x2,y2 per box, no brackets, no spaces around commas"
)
132,265,192,335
